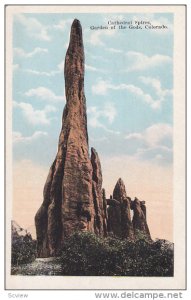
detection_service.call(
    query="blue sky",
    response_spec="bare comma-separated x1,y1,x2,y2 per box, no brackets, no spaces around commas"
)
12,12,173,166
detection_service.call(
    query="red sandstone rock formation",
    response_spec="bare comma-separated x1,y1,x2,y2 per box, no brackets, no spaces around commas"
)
131,197,151,240
91,147,105,236
35,19,95,257
107,178,134,239
35,19,152,257
102,189,108,236
107,179,151,240
107,195,122,237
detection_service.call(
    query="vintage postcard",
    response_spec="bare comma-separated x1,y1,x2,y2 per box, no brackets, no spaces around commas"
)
5,5,186,289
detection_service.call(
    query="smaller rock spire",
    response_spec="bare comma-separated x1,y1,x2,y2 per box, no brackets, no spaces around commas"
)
91,147,105,236
107,178,134,239
131,197,151,240
113,178,127,203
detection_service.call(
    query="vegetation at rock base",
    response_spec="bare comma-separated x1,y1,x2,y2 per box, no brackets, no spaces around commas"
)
11,232,37,266
60,231,174,276
11,230,174,277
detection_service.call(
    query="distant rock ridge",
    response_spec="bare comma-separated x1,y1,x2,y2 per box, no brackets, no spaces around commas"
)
35,19,151,258
12,220,32,238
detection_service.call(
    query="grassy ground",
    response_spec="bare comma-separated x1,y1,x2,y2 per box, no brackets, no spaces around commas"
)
11,257,62,276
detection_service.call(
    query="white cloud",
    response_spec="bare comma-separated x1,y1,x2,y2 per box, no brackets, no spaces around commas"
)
93,80,150,96
85,64,98,72
85,50,109,63
125,51,172,72
13,131,48,144
92,79,109,95
88,27,116,46
139,76,172,109
87,103,119,135
135,145,172,164
92,78,171,110
125,123,173,164
143,123,172,148
140,76,172,98
125,123,172,148
107,47,123,53
85,64,106,73
52,19,73,31
124,132,143,140
13,101,56,125
102,102,117,124
14,47,48,58
14,14,51,41
25,87,64,102
92,80,154,106
89,136,108,143
89,31,104,46
24,60,64,77
24,69,55,77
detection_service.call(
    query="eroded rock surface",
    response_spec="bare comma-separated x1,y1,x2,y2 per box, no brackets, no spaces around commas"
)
35,19,95,257
107,179,134,239
131,198,151,240
91,147,104,235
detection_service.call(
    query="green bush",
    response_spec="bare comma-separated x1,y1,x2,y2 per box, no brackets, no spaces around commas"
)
11,233,37,266
60,231,174,276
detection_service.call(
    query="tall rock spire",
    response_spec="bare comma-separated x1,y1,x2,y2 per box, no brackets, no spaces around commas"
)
35,19,95,257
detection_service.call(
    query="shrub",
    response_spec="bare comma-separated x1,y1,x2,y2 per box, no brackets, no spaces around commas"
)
11,232,37,266
60,231,174,276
